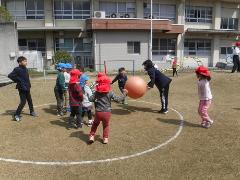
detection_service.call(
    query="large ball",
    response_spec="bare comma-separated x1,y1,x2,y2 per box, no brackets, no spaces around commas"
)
124,76,147,99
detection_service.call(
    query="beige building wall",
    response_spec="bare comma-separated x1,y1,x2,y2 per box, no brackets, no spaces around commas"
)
94,31,149,71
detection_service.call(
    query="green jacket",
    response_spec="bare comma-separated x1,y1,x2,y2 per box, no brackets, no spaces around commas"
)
55,71,65,91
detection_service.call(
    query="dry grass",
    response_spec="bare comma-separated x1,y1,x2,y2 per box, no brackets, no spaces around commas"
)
0,71,239,180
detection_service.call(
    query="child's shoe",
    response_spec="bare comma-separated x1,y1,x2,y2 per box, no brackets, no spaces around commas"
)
209,119,214,125
103,138,108,144
14,115,21,122
30,112,38,117
203,121,211,129
88,120,94,127
57,112,64,117
89,135,95,143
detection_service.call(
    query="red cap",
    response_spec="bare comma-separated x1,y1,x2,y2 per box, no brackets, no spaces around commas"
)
95,74,111,93
195,66,210,77
236,42,240,47
69,69,81,84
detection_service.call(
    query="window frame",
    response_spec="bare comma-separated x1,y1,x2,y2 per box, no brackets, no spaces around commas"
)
127,41,141,54
184,39,212,56
185,6,212,23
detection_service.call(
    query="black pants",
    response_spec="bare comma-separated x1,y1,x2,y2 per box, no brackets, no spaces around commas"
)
16,90,34,116
54,87,64,114
232,55,240,73
158,84,170,111
173,68,178,77
82,107,93,120
70,106,82,126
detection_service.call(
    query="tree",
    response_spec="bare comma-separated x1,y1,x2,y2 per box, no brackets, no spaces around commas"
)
0,6,12,22
54,50,73,64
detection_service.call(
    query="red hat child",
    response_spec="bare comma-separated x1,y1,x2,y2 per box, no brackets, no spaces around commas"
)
95,72,111,93
69,69,81,84
195,66,210,77
235,41,240,47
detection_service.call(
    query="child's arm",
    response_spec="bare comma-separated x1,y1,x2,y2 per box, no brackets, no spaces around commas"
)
111,75,119,84
76,85,83,102
88,93,96,102
8,68,19,83
110,91,126,103
59,73,66,91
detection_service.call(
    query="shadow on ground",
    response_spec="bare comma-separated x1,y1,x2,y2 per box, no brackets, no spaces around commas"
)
116,104,159,113
42,105,57,115
1,110,30,117
233,108,240,111
157,118,201,128
70,131,101,144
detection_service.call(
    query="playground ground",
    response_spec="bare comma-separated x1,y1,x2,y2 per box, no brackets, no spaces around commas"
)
0,71,239,180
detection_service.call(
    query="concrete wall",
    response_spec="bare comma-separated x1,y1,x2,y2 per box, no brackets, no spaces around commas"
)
0,23,18,75
94,31,149,71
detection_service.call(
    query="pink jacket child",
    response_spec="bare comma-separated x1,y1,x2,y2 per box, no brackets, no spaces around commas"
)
195,66,213,128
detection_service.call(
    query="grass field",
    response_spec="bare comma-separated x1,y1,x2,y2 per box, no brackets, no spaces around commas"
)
0,71,239,180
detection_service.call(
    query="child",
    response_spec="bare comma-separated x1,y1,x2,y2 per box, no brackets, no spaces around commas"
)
79,74,94,126
172,58,178,77
63,63,72,112
54,63,66,116
195,66,213,128
142,59,172,114
111,67,128,104
68,69,83,129
8,56,37,121
89,73,127,144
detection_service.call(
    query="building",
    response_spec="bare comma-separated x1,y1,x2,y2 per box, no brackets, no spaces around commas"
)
0,0,240,71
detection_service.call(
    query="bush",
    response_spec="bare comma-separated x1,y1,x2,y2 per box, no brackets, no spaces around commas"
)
54,50,73,64
0,6,12,22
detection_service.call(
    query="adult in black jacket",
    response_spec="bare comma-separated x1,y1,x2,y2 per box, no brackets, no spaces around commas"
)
8,56,37,121
142,60,172,114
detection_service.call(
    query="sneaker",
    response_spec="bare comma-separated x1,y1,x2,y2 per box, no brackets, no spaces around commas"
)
89,135,95,143
203,121,211,129
14,115,21,122
30,112,38,117
88,120,94,127
159,109,168,114
201,121,206,127
103,138,108,144
76,123,83,129
208,119,214,125
57,112,64,117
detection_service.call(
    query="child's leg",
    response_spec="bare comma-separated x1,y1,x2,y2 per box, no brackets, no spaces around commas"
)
75,106,83,128
163,84,169,111
87,109,93,120
89,112,101,137
16,90,27,116
69,106,76,126
199,100,212,122
26,91,34,113
101,112,111,138
54,88,62,114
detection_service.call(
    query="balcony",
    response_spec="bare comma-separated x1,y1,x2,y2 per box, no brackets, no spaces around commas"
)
86,18,184,34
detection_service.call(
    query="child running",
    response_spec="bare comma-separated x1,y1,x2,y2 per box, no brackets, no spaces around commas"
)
68,69,83,129
111,67,128,104
89,73,127,144
195,66,213,128
79,74,94,126
8,56,37,121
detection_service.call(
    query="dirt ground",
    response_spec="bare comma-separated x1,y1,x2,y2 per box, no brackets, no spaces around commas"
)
0,71,239,180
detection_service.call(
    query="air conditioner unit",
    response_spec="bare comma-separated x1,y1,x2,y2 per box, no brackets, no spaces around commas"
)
94,11,105,18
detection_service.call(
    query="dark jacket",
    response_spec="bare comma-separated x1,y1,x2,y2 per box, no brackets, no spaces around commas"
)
147,67,172,89
89,91,125,112
8,65,31,91
55,71,65,92
111,74,128,88
68,83,83,106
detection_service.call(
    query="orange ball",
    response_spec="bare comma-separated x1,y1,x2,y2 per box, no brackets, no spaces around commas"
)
124,76,147,99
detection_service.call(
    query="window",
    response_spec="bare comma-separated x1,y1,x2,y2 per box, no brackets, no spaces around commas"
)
144,4,176,21
127,42,140,54
185,6,212,23
220,47,233,55
6,0,26,20
99,2,136,18
26,0,44,19
54,0,91,19
221,18,238,30
55,38,92,52
152,38,176,55
184,39,211,56
18,39,46,56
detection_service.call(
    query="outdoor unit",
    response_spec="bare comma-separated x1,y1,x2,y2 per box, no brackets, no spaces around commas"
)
94,11,106,18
